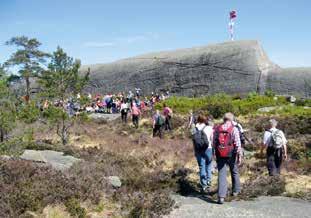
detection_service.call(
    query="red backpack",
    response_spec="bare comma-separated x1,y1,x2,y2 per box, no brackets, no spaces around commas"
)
215,124,235,158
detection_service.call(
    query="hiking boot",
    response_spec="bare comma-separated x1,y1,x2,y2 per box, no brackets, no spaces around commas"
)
201,185,209,194
218,198,225,204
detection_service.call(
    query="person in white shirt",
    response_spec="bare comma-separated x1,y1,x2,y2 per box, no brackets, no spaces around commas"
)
262,119,288,176
120,100,129,123
193,115,214,191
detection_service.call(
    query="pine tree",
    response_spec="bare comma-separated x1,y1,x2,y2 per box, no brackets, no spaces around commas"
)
39,47,89,145
0,65,16,142
5,36,49,102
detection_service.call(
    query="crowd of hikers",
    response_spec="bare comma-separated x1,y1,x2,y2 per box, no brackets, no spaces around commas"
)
189,112,288,204
42,88,289,205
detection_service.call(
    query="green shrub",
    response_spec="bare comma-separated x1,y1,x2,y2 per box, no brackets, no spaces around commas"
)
264,89,276,97
295,98,311,107
157,93,290,117
233,95,287,115
65,198,86,218
18,101,40,124
264,106,311,117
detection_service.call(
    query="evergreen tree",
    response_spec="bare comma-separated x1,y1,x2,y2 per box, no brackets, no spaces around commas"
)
5,36,49,102
39,47,89,145
0,65,16,142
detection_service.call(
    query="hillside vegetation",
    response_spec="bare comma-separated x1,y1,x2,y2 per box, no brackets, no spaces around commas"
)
0,92,310,217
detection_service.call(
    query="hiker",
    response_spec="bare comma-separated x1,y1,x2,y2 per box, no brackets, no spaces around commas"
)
187,110,196,129
135,88,141,98
153,110,164,138
163,104,173,131
192,115,214,192
131,103,141,128
105,94,113,114
214,112,242,204
232,118,246,147
120,100,129,123
262,119,288,176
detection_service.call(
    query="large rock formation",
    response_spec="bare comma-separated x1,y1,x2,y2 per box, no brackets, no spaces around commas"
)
83,40,311,97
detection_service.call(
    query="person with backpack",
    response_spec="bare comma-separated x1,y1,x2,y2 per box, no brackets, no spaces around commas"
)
192,115,214,192
163,104,173,131
214,112,242,204
120,100,129,123
153,110,164,138
131,103,141,128
232,119,246,147
262,119,288,176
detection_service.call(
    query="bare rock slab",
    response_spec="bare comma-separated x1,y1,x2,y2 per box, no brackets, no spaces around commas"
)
166,195,311,218
20,150,80,171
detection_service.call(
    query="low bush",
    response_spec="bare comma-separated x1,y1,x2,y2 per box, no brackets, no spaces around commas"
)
240,175,286,200
0,147,185,217
65,198,86,218
157,93,290,118
296,98,311,107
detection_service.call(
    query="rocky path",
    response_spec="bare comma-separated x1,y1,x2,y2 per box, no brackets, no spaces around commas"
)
166,195,311,218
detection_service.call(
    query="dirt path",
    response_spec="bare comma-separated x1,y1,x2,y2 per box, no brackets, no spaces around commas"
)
166,195,311,218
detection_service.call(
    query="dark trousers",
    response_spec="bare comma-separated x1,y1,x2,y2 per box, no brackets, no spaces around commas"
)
153,125,163,138
132,115,139,128
121,111,128,123
216,154,241,198
267,147,283,176
164,116,172,131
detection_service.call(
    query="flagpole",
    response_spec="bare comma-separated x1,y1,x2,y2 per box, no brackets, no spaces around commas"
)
229,10,236,41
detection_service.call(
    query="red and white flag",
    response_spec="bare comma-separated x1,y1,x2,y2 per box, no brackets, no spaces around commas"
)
230,10,237,20
229,10,237,41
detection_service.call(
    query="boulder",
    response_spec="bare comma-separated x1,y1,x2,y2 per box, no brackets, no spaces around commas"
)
107,176,122,188
20,150,80,171
82,40,311,97
88,113,119,124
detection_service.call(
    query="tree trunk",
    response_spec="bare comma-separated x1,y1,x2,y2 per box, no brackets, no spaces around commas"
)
25,76,30,103
0,128,4,142
61,116,68,145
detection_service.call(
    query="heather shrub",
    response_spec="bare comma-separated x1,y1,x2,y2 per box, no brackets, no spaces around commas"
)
240,175,286,200
65,198,86,218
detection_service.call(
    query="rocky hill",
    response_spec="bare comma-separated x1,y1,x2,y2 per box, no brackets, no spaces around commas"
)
83,40,311,97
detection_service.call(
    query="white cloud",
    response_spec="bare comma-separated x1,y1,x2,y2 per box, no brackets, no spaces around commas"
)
83,42,115,48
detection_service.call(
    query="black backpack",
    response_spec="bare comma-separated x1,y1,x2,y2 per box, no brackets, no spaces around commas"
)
192,126,209,152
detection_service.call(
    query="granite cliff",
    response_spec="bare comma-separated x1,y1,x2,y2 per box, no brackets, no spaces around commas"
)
83,40,311,97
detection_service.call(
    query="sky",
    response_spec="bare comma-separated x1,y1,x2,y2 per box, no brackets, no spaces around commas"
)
0,0,310,67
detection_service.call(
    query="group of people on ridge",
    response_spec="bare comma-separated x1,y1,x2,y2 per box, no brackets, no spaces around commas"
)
190,112,287,204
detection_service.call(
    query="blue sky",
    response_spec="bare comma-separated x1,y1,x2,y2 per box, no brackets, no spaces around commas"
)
1,0,310,67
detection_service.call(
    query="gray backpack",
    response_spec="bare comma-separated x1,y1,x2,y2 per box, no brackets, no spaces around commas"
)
269,129,284,149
